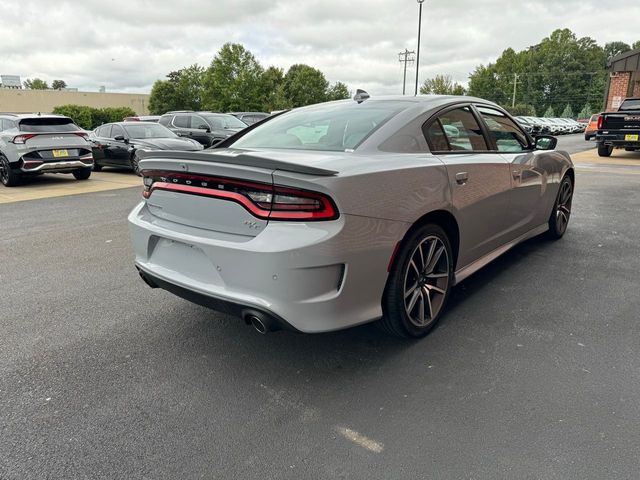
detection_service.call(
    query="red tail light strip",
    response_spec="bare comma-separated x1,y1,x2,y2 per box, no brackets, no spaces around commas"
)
597,115,604,130
142,171,339,221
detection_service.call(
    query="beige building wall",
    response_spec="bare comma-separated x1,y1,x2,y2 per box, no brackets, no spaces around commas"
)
0,89,150,115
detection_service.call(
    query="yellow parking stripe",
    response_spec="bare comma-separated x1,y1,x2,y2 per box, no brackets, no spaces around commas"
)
0,171,142,204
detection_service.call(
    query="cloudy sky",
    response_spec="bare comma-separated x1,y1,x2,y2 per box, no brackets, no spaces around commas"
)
1,0,639,95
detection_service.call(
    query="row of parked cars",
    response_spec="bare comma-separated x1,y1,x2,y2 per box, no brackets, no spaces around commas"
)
0,110,270,185
514,116,587,136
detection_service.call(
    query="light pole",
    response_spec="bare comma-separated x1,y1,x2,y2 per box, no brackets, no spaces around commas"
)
415,0,425,96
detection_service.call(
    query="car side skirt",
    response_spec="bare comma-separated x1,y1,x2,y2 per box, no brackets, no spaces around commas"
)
453,223,549,285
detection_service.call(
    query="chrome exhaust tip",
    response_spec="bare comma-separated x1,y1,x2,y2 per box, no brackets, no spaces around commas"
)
243,310,279,334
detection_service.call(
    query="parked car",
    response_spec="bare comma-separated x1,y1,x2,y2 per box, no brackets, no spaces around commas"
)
0,113,93,187
584,113,600,140
90,122,203,175
123,115,161,123
228,112,270,126
129,94,574,338
514,116,541,135
596,97,640,157
158,111,247,147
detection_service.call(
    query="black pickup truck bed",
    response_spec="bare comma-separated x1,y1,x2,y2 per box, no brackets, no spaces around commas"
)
596,97,640,157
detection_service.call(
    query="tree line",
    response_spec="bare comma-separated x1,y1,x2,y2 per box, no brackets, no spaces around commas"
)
23,78,68,90
51,105,136,130
420,30,640,118
148,43,351,114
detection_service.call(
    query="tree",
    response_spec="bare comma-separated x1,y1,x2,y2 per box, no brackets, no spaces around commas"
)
326,81,350,101
544,106,555,117
148,65,205,115
420,74,466,95
52,105,136,129
202,43,265,112
23,78,48,90
505,103,536,117
52,105,93,129
51,80,67,90
561,103,574,118
577,102,593,119
283,64,329,107
634,41,640,51
604,41,631,60
260,66,289,111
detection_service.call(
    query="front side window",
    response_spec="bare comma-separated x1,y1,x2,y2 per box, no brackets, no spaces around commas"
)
476,106,529,153
428,107,488,152
204,114,247,130
190,116,209,130
173,115,190,128
111,124,125,139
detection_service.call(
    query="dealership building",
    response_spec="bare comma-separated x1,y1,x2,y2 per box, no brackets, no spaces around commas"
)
605,49,640,111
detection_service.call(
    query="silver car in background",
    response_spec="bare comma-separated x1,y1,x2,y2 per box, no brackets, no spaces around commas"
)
0,114,94,187
129,95,574,338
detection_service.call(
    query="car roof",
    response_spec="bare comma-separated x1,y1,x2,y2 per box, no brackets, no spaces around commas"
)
0,113,71,120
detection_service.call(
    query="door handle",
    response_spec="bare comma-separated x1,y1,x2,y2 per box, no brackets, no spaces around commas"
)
455,172,468,185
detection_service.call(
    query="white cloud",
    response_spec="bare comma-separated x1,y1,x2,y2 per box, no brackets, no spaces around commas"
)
1,0,639,95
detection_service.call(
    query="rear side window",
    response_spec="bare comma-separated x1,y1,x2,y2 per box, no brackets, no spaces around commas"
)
98,125,112,138
191,116,209,129
173,115,190,128
19,117,80,132
158,115,171,126
476,106,529,152
111,124,125,138
428,107,488,152
424,121,450,151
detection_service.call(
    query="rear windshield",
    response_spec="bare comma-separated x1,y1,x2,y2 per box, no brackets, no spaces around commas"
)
231,101,406,151
619,99,640,111
19,117,80,132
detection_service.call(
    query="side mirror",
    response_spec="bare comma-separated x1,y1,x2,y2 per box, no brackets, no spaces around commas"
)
114,134,127,142
534,135,557,151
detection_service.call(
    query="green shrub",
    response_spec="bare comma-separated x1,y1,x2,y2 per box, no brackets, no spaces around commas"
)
52,105,137,129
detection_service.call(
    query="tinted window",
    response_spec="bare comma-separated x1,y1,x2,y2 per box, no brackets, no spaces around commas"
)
123,123,176,139
231,101,405,152
159,115,171,126
619,99,640,111
19,117,80,132
434,107,488,151
111,124,125,138
191,116,209,129
98,125,112,138
173,115,190,128
476,106,529,152
424,120,450,151
204,114,247,129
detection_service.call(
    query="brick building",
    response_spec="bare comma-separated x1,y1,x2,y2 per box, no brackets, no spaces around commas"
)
604,49,640,111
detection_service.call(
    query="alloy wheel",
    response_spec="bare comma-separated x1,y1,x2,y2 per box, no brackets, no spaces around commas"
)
403,235,450,328
555,180,573,235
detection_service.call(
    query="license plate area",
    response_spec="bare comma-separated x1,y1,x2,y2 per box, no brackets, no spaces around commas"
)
52,149,69,158
625,134,639,141
149,238,222,287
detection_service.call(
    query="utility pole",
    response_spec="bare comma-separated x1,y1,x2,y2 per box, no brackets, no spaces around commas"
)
398,49,415,95
415,0,425,96
512,73,520,108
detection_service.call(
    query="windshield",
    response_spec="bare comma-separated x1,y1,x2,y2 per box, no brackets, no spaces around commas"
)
123,123,177,139
204,114,247,130
19,117,80,132
231,101,406,151
619,99,640,111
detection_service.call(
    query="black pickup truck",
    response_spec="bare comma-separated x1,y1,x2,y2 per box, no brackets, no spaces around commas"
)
596,97,640,157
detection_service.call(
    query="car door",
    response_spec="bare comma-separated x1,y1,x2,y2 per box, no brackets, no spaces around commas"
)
91,125,111,164
424,105,513,268
107,124,131,167
474,105,546,238
189,115,213,146
171,115,192,138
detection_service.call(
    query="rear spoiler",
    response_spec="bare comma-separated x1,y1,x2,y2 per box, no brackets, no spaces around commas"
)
137,150,338,177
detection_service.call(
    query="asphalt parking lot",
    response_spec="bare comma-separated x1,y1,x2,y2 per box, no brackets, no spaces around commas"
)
1,142,640,479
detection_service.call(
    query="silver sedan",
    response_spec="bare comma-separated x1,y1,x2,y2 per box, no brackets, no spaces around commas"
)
129,95,574,338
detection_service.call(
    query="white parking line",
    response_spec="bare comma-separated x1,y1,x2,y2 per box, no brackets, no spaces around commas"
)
335,426,384,453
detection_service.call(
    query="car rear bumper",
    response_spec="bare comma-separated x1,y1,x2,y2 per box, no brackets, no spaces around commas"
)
128,201,407,333
596,131,640,147
20,156,93,173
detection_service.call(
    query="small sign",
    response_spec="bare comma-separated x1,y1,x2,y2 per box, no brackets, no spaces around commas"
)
612,96,622,109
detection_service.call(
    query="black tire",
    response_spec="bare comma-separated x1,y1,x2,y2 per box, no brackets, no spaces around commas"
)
380,223,454,338
92,162,102,172
597,143,613,157
0,155,21,187
547,175,573,240
72,167,92,180
130,152,142,176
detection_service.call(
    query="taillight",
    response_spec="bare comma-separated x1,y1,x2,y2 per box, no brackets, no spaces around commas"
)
11,134,36,144
74,132,89,140
142,171,338,221
597,115,604,130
